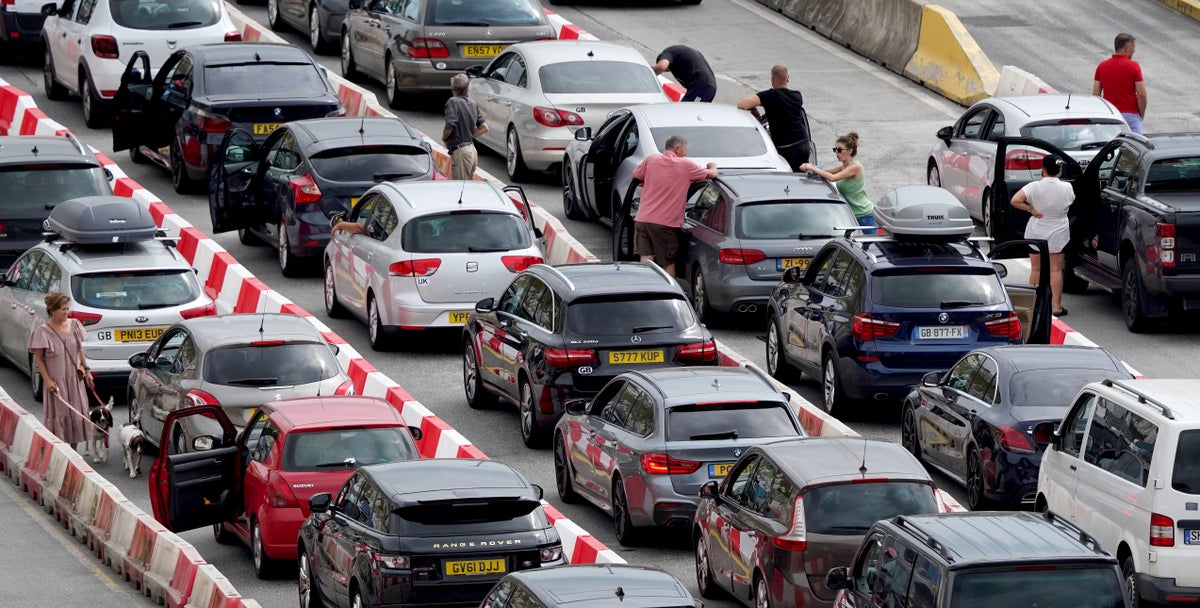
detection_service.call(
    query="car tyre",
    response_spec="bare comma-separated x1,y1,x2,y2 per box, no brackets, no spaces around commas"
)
239,228,262,246
821,351,846,417
309,5,332,54
266,0,284,31
298,548,325,608
463,339,497,409
340,30,360,82
127,394,140,425
323,262,348,318
367,295,395,351
965,446,990,510
30,355,43,402
927,161,941,187
212,522,235,545
251,520,279,579
695,536,722,599
129,147,149,164
754,574,772,608
80,73,108,128
981,189,994,238
43,45,69,100
691,268,718,324
385,55,404,109
562,160,584,220
351,589,364,608
901,402,921,461
766,314,797,382
278,219,303,277
1122,556,1140,608
518,378,546,449
553,435,580,503
1122,257,1155,333
506,127,530,182
170,142,198,194
612,477,639,546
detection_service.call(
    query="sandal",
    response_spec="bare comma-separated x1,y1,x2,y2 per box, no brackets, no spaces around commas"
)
1053,308,1068,317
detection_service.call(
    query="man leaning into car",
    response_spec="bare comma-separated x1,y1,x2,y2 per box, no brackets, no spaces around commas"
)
632,135,717,278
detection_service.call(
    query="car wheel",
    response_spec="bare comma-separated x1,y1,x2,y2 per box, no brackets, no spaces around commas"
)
385,55,403,109
80,73,108,128
367,295,394,351
340,31,360,81
981,189,994,238
965,446,989,510
309,5,332,54
927,161,941,187
518,379,546,449
128,147,149,164
901,402,921,461
351,589,364,608
1122,556,1140,608
695,536,721,599
323,262,348,318
173,428,188,455
298,548,325,608
612,477,638,546
278,219,302,277
691,268,717,324
29,355,43,402
766,315,797,382
821,351,845,417
170,142,197,194
252,519,278,579
1062,253,1090,295
43,45,69,100
463,339,497,409
266,0,283,31
1122,257,1155,333
553,435,580,503
754,575,772,608
506,127,530,182
127,395,140,425
212,522,235,545
562,161,584,220
239,228,262,246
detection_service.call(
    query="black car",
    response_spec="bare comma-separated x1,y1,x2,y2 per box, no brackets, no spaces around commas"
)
480,564,702,608
463,262,718,448
298,459,564,608
901,345,1132,510
209,116,435,276
110,43,344,194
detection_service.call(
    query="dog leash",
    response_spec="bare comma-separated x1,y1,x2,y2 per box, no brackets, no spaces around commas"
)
51,390,112,445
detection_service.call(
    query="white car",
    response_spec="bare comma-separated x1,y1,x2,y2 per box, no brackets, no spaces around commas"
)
41,0,239,127
466,40,670,182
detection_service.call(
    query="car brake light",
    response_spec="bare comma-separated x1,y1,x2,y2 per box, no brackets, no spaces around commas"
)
543,348,597,367
1151,513,1175,547
91,35,119,59
1057,119,1091,125
184,389,219,407
850,478,892,484
267,470,300,508
289,173,323,206
533,106,584,128
224,31,242,42
851,313,900,341
985,311,1022,340
250,340,285,347
997,425,1036,454
389,259,441,277
335,380,355,395
539,545,563,563
718,248,767,265
675,340,717,362
373,553,410,569
179,303,216,319
1156,223,1176,269
404,38,448,59
69,311,103,326
772,496,807,551
640,453,701,475
1004,149,1045,171
197,110,231,134
501,255,543,273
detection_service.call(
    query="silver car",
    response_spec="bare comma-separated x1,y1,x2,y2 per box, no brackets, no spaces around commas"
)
927,93,1125,235
466,40,670,182
323,180,544,350
553,366,805,546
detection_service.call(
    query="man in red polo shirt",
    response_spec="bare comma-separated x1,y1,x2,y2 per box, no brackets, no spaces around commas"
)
632,135,718,277
1093,33,1147,134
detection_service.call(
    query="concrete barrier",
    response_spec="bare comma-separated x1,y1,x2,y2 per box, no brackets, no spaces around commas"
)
1154,0,1200,22
903,4,999,105
994,65,1058,96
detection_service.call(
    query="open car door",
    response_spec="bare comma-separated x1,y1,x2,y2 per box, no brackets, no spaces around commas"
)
111,51,176,153
502,185,545,252
612,179,641,261
208,129,261,234
988,238,1052,344
147,405,240,532
988,137,1083,246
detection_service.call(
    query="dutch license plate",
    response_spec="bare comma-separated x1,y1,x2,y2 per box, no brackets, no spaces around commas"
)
709,462,734,478
917,326,966,339
462,44,508,57
608,350,665,364
777,257,812,271
444,558,506,576
448,311,471,324
1185,529,1200,545
115,327,166,342
253,123,281,135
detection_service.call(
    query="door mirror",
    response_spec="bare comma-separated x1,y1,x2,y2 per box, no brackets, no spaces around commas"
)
783,266,804,284
531,484,544,501
826,566,851,590
366,218,384,240
992,261,1008,278
921,371,941,387
309,492,333,514
575,126,592,141
128,352,148,368
225,145,250,163
347,0,362,9
1032,421,1056,444
564,398,589,416
475,297,495,313
41,2,57,15
329,211,347,228
699,480,719,499
936,125,953,144
465,65,484,78
407,426,423,441
192,435,217,451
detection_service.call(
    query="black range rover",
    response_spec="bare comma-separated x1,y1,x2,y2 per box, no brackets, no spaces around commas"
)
298,459,564,608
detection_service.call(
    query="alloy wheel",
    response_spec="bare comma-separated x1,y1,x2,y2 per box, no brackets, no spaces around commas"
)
755,577,771,608
298,553,315,608
966,449,984,509
928,163,941,187
463,344,477,402
901,406,920,459
309,6,322,50
822,356,838,413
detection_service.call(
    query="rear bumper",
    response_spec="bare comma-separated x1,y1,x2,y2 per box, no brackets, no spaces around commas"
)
628,475,700,527
1,9,45,43
1160,275,1200,297
702,270,775,312
517,131,571,172
392,57,467,92
1137,572,1200,604
984,451,1041,506
840,359,931,402
384,296,477,329
260,508,305,561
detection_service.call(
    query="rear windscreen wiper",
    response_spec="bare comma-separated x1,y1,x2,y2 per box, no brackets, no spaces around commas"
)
690,429,740,440
224,378,278,386
442,20,490,26
167,21,204,28
940,300,983,309
632,325,672,333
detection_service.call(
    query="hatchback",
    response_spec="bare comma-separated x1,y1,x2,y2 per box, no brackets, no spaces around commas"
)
554,367,805,545
480,564,702,608
266,0,348,53
147,396,421,578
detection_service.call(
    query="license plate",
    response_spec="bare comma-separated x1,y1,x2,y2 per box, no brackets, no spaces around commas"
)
608,350,665,364
462,44,508,57
709,462,734,478
253,123,281,135
444,558,506,576
917,326,966,339
448,311,471,324
1186,529,1200,545
777,257,811,271
115,327,166,342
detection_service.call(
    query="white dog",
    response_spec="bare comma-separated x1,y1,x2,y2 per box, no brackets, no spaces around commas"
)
86,397,114,464
118,423,146,479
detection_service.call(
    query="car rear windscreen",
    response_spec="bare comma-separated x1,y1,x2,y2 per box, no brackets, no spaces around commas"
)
950,567,1124,608
650,126,768,158
871,269,1007,308
566,296,694,337
283,428,416,471
803,481,937,534
109,0,221,30
666,402,799,441
400,212,530,253
427,0,541,25
1173,430,1200,494
72,271,201,310
1020,122,1125,152
204,64,326,96
389,498,550,536
736,201,854,239
203,343,341,386
0,165,108,213
539,61,661,94
310,146,431,183
1008,369,1126,407
1144,157,1200,193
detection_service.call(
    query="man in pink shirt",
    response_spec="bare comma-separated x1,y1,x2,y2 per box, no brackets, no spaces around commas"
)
1093,33,1147,133
632,136,718,277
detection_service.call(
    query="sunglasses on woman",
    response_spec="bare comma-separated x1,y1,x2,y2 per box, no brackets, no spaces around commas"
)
832,147,848,153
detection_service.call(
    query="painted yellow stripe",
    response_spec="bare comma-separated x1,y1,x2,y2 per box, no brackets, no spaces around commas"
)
903,4,1000,106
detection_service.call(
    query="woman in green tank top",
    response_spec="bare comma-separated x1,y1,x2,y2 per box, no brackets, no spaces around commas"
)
800,132,876,234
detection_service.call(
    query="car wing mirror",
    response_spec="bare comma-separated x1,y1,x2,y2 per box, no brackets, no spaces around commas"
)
936,125,953,144
475,297,495,313
921,371,941,387
347,0,362,8
192,435,217,451
309,492,333,514
575,126,592,141
564,398,589,416
992,261,1008,278
783,266,803,283
465,65,484,78
531,483,544,501
826,566,851,590
407,426,423,441
225,145,249,163
699,480,719,499
329,212,346,228
128,352,148,368
40,2,58,16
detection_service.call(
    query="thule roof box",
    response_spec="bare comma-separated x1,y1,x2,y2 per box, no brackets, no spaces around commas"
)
44,196,159,244
872,185,975,240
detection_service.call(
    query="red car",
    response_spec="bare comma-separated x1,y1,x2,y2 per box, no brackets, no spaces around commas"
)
148,396,422,578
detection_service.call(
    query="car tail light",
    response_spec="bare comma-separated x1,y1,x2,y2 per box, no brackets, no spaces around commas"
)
539,545,563,563
197,110,231,134
1,0,14,5
267,470,300,508
533,106,584,128
985,311,1022,340
335,380,355,395
224,31,242,42
404,37,448,58
997,425,1036,455
289,173,323,206
91,35,119,59
1156,223,1176,269
184,389,219,407
250,340,285,347
1004,149,1044,171
179,303,216,319
501,255,543,273
389,259,441,277
675,340,717,362
851,313,900,341
543,348,597,367
640,453,702,475
772,496,807,551
1151,512,1175,547
69,311,103,326
718,248,767,265
373,553,410,569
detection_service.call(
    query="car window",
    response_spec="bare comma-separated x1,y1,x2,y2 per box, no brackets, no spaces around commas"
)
243,412,272,463
388,497,550,537
592,112,629,148
504,54,527,88
1008,369,1127,407
601,384,637,429
854,533,886,596
349,193,379,225
806,249,842,292
335,474,363,517
426,0,542,26
365,0,391,14
666,402,800,441
485,54,515,82
203,342,342,386
506,586,540,608
75,0,97,24
109,0,221,29
908,555,943,608
401,212,530,253
1105,147,1138,192
1173,430,1200,495
481,580,515,608
513,278,548,323
945,354,982,392
286,427,416,471
804,481,938,535
722,455,759,507
1145,156,1200,193
539,61,661,95
22,251,57,294
496,274,531,316
963,355,998,404
986,113,1005,142
354,480,377,527
871,268,1006,308
565,295,694,336
162,54,194,99
649,126,767,158
1060,392,1097,458
254,420,282,466
0,165,108,212
701,191,730,233
625,392,655,437
527,281,556,330
686,182,718,222
820,250,855,298
949,567,1124,608
871,537,917,608
958,108,989,140
400,0,419,19
266,131,300,172
1021,121,1125,152
73,270,201,310
153,329,187,366
204,63,326,96
745,458,782,519
8,252,42,291
369,481,391,531
310,145,431,183
736,201,852,240
370,199,399,238
619,120,639,158
588,381,625,416
33,254,61,295
175,335,199,377
1084,398,1158,486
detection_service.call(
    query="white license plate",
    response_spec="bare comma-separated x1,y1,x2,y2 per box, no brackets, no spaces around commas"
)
1186,529,1200,545
917,326,966,339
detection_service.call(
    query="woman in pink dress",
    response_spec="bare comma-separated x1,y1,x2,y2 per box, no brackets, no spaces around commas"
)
28,291,92,448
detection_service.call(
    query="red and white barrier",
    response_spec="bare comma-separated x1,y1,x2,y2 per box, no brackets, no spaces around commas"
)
993,65,1058,97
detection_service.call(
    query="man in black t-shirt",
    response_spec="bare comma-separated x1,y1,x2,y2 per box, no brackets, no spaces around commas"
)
654,44,717,102
737,65,810,170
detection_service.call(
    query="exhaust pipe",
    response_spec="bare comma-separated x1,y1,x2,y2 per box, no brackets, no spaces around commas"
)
735,304,759,313
873,393,890,401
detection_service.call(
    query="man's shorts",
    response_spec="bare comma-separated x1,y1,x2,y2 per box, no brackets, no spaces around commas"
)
634,221,679,266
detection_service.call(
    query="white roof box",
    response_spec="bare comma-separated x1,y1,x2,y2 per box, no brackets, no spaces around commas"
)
873,185,974,240
45,196,158,245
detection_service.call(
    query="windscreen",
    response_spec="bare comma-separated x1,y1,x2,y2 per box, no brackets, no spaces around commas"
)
283,428,417,471
0,165,108,212
203,343,341,386
72,270,201,310
1173,430,1200,494
390,498,549,536
204,64,326,96
1144,157,1200,193
1020,122,1125,152
108,0,221,30
566,296,694,336
871,269,1007,308
1008,369,1125,407
666,402,799,441
949,567,1124,608
803,481,937,534
310,146,431,183
400,212,530,253
736,201,854,239
427,0,541,26
539,61,661,94
650,126,768,158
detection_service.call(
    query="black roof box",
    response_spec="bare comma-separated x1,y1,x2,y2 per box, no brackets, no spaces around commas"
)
45,196,158,244
873,185,975,240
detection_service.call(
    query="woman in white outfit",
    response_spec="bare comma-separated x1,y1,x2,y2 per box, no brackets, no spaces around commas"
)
1009,154,1074,316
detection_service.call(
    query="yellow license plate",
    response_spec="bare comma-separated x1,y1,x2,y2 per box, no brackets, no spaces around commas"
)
115,327,166,342
448,311,471,324
444,558,506,576
778,257,812,270
253,123,281,135
608,350,665,364
710,462,734,477
462,44,508,58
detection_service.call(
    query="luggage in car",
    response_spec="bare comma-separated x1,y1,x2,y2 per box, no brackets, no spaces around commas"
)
45,196,158,244
873,185,974,240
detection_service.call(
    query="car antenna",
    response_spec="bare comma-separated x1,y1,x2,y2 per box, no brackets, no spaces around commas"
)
614,586,625,602
859,437,869,476
1065,92,1071,110
358,117,366,136
258,314,266,339
457,179,466,205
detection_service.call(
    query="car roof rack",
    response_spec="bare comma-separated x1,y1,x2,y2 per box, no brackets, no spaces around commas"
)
62,132,89,156
643,260,675,285
893,515,954,563
541,265,576,291
1040,510,1105,555
1101,379,1175,419
1119,132,1154,149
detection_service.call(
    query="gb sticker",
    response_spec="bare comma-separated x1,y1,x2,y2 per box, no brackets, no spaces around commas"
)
417,277,431,285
